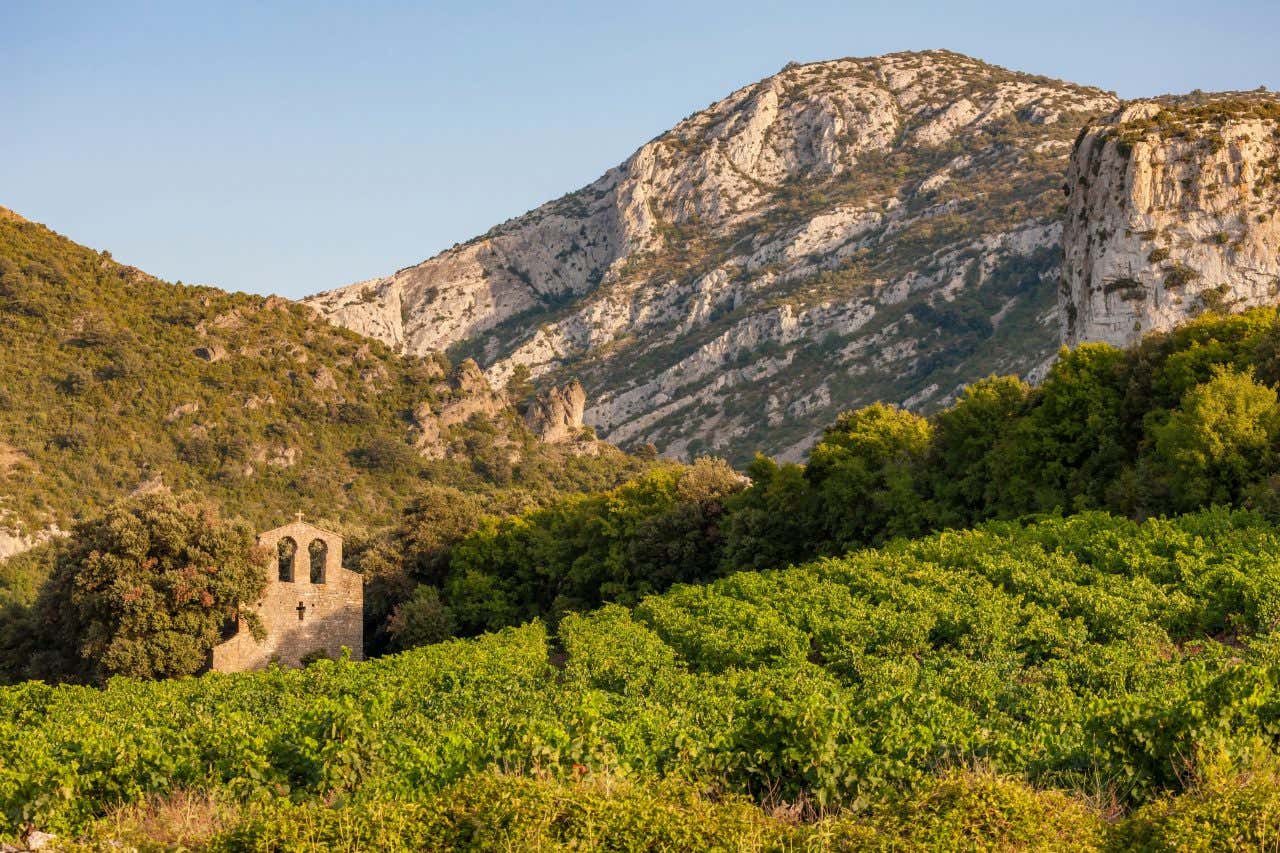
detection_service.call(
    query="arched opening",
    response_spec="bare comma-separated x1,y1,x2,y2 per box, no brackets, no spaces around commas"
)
277,537,297,582
309,538,327,584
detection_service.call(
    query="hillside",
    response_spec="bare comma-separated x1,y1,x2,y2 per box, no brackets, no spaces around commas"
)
1063,92,1280,346
7,510,1280,848
0,209,649,561
307,50,1118,461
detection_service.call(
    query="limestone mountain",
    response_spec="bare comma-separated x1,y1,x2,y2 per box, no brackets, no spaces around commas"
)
308,50,1117,461
1062,93,1280,347
0,209,646,563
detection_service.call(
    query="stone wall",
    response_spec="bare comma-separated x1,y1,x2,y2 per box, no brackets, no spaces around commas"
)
211,519,363,671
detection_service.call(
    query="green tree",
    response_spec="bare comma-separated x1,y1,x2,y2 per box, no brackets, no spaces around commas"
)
720,455,820,572
926,375,1030,527
445,460,744,634
804,403,932,549
387,585,456,649
505,363,535,402
1147,368,1280,512
359,485,491,653
30,492,266,681
1001,344,1129,514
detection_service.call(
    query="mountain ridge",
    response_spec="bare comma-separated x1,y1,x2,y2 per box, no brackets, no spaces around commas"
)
306,49,1118,461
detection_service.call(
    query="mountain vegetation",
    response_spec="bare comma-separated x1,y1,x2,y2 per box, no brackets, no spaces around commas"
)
0,207,654,683
0,207,648,552
356,307,1280,646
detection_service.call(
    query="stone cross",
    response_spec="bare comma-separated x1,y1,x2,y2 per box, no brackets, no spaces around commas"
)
296,600,306,621
295,510,305,523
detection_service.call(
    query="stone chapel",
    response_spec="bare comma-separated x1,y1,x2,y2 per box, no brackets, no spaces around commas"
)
211,515,363,671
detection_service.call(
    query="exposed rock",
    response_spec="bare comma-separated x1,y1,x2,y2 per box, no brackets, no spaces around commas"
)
410,360,510,458
0,522,64,561
311,366,338,391
24,830,56,851
308,50,1118,462
1062,95,1280,347
193,342,227,362
244,393,275,410
438,359,507,427
0,442,28,474
165,401,200,421
523,380,587,443
257,446,299,468
130,475,169,496
411,402,446,459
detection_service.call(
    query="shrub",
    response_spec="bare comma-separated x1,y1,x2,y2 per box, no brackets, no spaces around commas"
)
23,492,265,682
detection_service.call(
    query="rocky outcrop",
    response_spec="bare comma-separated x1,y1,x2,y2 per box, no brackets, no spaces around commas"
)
193,342,227,362
522,380,587,444
309,50,1118,462
1062,95,1280,347
0,522,64,561
411,359,524,458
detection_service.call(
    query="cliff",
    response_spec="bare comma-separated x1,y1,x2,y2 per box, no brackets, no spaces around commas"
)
1062,95,1280,347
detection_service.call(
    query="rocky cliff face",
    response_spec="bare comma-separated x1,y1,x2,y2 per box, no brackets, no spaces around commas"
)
1062,95,1280,348
521,380,587,445
309,50,1117,461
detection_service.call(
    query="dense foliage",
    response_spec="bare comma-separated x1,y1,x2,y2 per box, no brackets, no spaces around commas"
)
1,494,265,683
6,510,1280,848
443,457,744,633
723,307,1280,560
371,308,1280,649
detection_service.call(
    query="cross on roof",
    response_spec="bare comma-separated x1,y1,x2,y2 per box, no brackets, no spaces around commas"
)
295,510,305,523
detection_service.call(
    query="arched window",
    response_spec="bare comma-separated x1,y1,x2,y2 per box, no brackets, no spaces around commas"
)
309,539,327,584
277,537,297,582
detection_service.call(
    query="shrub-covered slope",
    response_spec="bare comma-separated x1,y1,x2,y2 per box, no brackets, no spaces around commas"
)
6,510,1280,848
0,207,647,558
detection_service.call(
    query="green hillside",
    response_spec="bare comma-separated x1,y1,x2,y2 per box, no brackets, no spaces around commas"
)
6,510,1280,849
0,208,647,545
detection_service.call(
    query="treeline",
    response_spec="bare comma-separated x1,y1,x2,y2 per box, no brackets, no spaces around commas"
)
376,307,1280,644
15,307,1280,677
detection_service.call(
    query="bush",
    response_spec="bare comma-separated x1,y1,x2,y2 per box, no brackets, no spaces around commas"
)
20,492,265,682
387,586,455,649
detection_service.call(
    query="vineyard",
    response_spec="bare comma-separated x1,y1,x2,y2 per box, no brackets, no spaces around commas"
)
6,509,1280,849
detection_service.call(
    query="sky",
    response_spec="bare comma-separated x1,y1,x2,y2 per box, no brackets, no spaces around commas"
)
4,1,1279,299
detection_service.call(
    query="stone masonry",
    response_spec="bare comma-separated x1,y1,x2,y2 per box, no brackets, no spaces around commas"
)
211,517,363,671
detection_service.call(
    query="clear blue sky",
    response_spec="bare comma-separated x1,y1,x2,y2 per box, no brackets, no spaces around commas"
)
4,1,1278,299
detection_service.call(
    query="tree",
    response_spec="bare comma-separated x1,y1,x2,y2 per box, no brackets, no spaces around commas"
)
358,485,491,654
387,585,455,649
926,376,1030,527
1147,368,1280,512
805,403,932,549
720,455,821,572
1003,344,1129,514
30,492,265,681
505,363,535,402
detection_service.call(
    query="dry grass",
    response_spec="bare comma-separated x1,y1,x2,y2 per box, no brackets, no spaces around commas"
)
0,442,29,475
80,790,236,852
